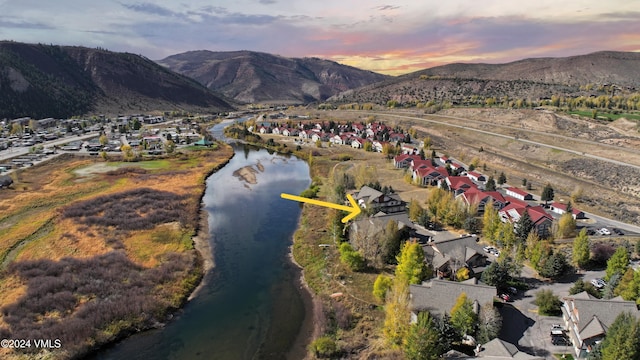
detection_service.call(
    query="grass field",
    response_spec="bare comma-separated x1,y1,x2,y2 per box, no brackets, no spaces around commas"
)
0,144,234,360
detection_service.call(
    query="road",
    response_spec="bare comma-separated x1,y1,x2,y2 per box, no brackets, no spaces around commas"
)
364,111,640,171
0,132,100,162
499,266,607,359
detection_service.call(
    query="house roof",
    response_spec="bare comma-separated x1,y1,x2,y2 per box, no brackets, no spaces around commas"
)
499,204,552,225
462,188,507,205
354,186,383,201
477,338,544,359
579,315,608,341
467,171,485,179
429,235,486,264
506,187,531,197
563,294,640,337
409,279,496,317
550,202,583,215
447,176,477,191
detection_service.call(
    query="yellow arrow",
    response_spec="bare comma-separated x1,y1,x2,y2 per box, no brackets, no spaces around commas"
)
281,193,361,223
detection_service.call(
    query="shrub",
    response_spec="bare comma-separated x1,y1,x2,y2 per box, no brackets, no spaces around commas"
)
339,242,365,271
535,289,562,316
309,336,338,358
373,274,393,302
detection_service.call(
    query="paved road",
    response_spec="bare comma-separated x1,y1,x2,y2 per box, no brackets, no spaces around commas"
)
364,111,640,171
0,132,100,162
499,266,607,359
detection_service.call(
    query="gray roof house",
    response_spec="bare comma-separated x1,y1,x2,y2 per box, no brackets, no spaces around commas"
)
409,279,496,322
353,186,406,214
475,338,544,359
561,291,640,358
422,235,488,279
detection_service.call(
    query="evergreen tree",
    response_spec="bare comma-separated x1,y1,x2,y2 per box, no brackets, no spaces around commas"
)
515,210,534,244
497,172,507,185
485,176,496,191
539,251,569,279
403,312,442,360
434,313,459,352
572,228,591,269
541,183,555,205
600,312,640,360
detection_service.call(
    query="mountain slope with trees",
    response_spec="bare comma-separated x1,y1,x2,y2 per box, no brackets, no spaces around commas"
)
329,51,640,106
157,50,390,104
0,41,235,119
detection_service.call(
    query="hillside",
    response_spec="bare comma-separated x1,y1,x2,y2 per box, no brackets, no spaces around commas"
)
0,42,235,119
157,50,390,104
330,51,640,105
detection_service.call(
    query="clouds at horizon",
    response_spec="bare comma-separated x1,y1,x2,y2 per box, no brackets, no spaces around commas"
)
0,0,638,75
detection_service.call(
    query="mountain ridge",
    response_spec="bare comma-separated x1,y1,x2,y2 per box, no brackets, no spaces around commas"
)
0,41,235,119
157,50,390,104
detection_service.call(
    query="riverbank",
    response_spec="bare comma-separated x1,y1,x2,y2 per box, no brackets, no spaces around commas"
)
0,144,236,360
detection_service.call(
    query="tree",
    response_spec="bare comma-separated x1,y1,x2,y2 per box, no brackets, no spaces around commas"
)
339,242,366,271
164,140,176,154
554,212,576,239
603,273,622,300
482,200,501,243
403,311,442,360
373,275,393,302
456,267,470,282
450,293,477,336
434,313,459,352
408,200,424,222
572,228,591,269
615,268,640,303
395,241,429,285
522,178,527,187
383,282,410,347
599,312,640,360
569,279,602,298
606,247,630,281
477,303,502,344
515,210,534,245
541,183,554,205
538,251,569,279
497,172,507,185
99,134,108,146
485,176,496,191
535,289,562,316
481,260,511,288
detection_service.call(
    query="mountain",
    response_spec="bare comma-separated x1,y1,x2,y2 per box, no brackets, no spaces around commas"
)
0,42,235,119
157,50,390,104
329,51,640,105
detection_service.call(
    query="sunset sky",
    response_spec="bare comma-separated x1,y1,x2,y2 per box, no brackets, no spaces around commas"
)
1,0,639,75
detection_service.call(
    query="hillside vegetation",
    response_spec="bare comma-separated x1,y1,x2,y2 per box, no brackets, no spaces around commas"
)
158,50,390,104
0,145,234,359
0,41,235,119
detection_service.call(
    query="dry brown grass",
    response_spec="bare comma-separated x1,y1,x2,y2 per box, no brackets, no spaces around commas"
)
0,144,234,359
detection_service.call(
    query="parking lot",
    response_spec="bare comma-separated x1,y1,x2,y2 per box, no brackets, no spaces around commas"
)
498,267,607,359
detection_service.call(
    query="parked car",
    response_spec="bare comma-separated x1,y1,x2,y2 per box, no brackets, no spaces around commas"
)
591,278,606,289
499,293,511,302
551,335,570,346
483,246,494,253
612,228,624,235
599,228,611,236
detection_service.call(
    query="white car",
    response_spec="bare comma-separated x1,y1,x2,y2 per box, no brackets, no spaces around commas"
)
599,228,611,235
591,278,606,289
483,246,494,253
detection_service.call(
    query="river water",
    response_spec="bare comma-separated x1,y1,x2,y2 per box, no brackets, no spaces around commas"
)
91,125,311,359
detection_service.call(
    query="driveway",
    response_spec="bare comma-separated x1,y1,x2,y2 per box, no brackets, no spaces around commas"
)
498,266,606,359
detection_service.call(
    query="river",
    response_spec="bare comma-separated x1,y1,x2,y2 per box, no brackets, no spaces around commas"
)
91,124,312,359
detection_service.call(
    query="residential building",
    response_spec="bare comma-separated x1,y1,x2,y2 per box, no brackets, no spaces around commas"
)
550,202,585,219
459,188,508,213
422,235,488,279
505,187,533,201
352,186,405,214
409,279,496,321
561,292,640,358
498,204,553,238
467,171,487,183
